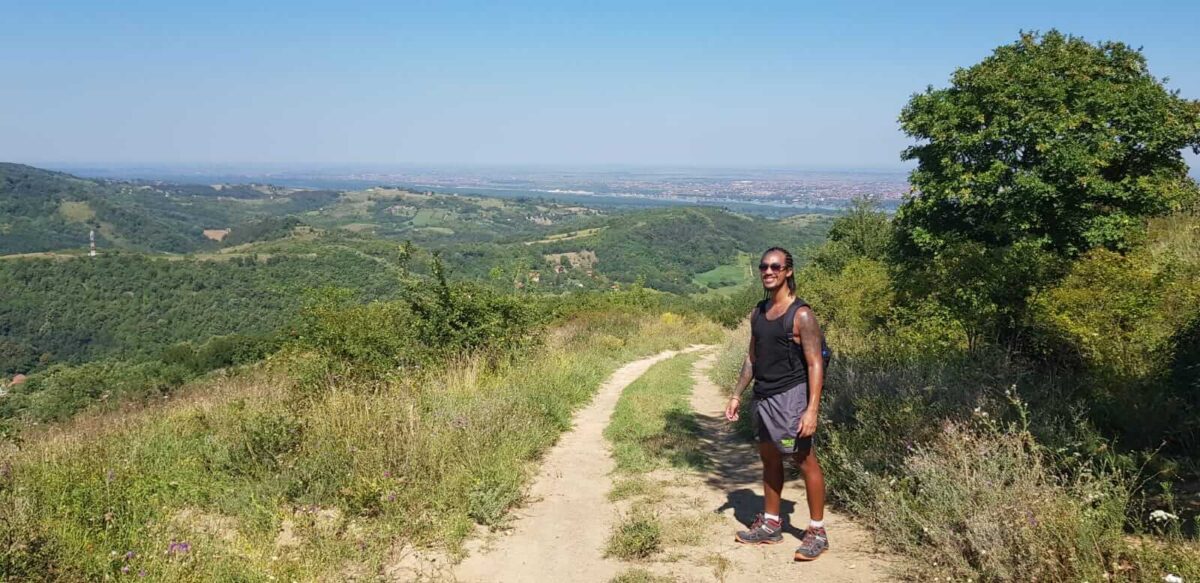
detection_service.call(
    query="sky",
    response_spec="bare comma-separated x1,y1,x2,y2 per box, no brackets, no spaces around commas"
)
2,0,1199,169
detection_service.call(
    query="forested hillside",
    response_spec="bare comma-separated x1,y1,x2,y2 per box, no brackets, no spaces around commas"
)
0,250,407,374
0,163,211,254
0,164,340,254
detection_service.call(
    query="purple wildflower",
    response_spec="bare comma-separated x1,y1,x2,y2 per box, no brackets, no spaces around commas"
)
121,566,130,574
386,492,397,502
138,569,147,577
166,540,191,556
1025,510,1038,527
124,551,136,560
383,470,391,478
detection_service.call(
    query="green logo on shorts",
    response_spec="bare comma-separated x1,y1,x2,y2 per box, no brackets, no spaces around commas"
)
780,438,795,448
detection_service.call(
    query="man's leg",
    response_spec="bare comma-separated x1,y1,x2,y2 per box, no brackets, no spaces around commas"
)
735,440,787,544
793,446,824,522
760,440,786,516
793,445,829,560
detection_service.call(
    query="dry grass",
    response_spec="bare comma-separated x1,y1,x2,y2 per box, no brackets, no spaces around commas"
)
0,310,722,581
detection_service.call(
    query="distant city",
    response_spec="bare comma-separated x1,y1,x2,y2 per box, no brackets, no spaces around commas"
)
56,165,912,212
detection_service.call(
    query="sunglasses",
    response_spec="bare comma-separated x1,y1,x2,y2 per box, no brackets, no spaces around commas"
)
758,262,786,273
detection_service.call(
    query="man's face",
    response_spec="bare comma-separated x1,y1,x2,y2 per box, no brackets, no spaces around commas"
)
759,252,790,291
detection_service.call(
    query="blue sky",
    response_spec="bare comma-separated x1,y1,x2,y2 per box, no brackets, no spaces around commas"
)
2,0,1198,169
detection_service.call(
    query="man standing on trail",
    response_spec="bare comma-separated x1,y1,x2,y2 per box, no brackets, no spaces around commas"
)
724,246,829,561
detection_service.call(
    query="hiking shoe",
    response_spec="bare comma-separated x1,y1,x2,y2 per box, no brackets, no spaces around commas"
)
793,526,829,561
735,513,783,545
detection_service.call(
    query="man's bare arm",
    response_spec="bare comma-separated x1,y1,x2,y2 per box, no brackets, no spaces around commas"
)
794,306,825,436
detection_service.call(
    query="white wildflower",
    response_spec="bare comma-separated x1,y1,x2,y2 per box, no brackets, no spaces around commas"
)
1163,574,1182,583
1150,510,1179,523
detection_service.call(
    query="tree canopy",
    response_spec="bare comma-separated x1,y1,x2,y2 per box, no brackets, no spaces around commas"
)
892,30,1200,345
896,30,1200,259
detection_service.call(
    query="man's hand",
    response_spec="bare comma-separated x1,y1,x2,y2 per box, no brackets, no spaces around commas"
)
798,409,819,437
725,397,741,422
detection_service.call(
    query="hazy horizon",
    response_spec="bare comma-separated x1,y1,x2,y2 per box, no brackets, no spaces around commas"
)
3,0,1199,169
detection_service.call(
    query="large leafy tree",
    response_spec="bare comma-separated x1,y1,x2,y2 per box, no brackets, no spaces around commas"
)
894,30,1200,345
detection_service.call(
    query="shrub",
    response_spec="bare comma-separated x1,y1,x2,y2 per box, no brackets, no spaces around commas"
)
605,514,663,560
610,568,674,583
2,359,193,422
221,405,303,476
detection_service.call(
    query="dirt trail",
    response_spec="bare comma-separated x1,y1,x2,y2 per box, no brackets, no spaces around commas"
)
452,345,712,583
622,351,897,582
446,348,895,583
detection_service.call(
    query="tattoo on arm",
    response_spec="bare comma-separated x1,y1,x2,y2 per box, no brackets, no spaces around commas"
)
794,307,825,404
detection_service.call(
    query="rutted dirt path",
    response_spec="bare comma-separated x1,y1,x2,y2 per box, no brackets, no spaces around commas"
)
452,345,712,583
442,347,895,583
620,351,897,582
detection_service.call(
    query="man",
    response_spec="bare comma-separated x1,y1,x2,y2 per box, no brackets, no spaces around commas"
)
724,246,829,561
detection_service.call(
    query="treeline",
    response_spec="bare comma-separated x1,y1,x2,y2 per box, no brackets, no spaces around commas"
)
0,250,405,374
223,216,306,246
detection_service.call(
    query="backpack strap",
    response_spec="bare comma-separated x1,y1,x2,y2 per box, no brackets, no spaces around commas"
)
786,299,809,341
788,299,833,366
751,299,769,326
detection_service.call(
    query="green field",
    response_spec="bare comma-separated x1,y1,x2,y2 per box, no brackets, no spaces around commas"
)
412,208,452,226
57,200,96,223
692,253,754,295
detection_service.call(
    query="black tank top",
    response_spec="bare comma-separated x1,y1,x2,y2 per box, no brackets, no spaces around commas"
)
751,298,810,397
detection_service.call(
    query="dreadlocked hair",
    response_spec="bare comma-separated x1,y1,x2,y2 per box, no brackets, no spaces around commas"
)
761,246,796,301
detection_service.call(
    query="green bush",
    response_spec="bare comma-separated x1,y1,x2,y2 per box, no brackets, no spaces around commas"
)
605,514,663,560
1,359,193,422
222,405,303,477
610,568,674,583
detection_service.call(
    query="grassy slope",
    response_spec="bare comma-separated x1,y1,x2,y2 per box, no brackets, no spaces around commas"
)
0,311,722,581
605,351,706,474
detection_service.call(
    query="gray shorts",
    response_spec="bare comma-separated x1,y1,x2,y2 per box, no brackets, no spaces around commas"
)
751,383,812,454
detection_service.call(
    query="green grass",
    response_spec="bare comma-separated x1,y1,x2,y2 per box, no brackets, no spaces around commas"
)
692,253,753,296
411,208,449,226
605,514,663,560
610,567,675,583
0,310,723,581
608,476,666,502
605,352,706,474
58,200,96,223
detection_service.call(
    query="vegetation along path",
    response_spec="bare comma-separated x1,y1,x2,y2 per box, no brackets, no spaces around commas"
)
448,348,894,582
451,345,711,582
